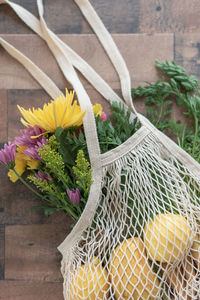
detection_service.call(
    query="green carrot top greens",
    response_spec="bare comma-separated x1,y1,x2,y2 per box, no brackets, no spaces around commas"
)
132,60,200,162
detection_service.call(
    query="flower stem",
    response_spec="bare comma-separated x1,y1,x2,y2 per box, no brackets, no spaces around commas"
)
155,100,164,127
57,195,79,220
192,115,199,157
64,206,78,221
197,150,200,163
12,168,46,200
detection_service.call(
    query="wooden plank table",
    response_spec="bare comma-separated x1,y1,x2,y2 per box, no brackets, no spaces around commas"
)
0,0,200,299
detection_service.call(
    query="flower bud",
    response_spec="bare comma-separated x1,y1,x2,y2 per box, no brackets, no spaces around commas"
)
100,111,107,122
67,188,81,204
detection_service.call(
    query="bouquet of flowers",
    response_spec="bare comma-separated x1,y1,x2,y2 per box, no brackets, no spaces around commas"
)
0,88,139,222
1,60,200,222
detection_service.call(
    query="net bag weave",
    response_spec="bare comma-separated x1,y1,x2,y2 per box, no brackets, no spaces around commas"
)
1,1,200,299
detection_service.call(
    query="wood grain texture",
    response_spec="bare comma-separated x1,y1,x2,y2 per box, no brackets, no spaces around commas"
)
0,1,38,35
5,224,68,281
0,33,173,90
2,0,200,35
0,281,63,300
175,33,200,80
0,180,72,226
7,89,51,141
139,0,200,33
0,225,5,280
0,0,140,34
0,158,72,226
0,90,7,143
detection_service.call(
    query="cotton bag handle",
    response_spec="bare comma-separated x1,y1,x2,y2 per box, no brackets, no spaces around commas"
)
73,0,137,114
0,0,125,106
36,0,102,168
0,37,62,99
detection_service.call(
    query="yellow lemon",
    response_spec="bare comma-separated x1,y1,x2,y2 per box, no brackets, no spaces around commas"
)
109,237,160,299
69,257,109,300
144,213,192,263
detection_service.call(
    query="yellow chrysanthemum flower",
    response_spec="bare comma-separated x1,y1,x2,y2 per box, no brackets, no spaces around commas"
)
18,89,85,132
8,146,39,182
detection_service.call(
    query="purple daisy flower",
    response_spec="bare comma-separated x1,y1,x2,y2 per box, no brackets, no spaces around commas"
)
15,125,44,147
15,125,48,161
24,146,41,160
0,142,16,166
34,171,52,182
23,139,48,160
67,188,81,204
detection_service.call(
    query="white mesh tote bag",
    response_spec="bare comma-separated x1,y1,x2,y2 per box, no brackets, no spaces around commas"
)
1,0,200,299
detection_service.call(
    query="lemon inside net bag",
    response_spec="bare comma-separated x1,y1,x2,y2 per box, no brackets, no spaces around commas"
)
1,0,200,299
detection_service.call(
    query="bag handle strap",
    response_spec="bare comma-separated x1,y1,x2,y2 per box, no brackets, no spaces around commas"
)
0,0,125,106
73,0,137,114
0,37,62,99
36,0,102,168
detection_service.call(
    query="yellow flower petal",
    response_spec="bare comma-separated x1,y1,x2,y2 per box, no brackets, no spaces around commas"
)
18,89,85,132
18,146,39,170
26,158,40,170
8,153,26,183
8,146,40,182
93,103,102,117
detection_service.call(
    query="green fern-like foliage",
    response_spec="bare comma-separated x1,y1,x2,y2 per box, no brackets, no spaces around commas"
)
156,60,199,91
132,60,200,162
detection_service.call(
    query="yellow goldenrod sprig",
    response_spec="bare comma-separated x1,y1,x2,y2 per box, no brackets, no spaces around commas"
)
72,150,92,199
38,143,70,188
